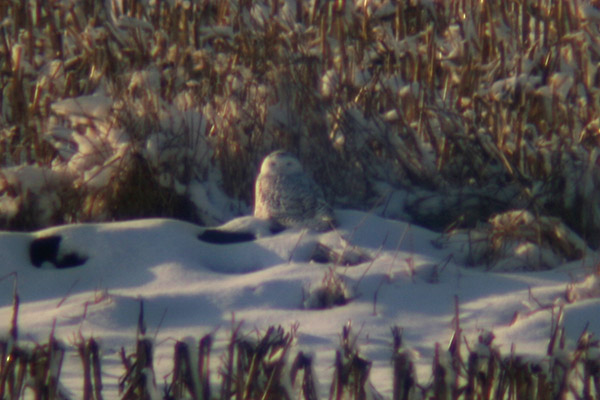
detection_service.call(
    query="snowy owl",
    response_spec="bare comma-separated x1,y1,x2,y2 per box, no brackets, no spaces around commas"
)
254,150,336,232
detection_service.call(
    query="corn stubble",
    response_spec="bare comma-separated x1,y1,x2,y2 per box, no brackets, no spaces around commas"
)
0,0,599,248
1,291,600,399
2,0,600,399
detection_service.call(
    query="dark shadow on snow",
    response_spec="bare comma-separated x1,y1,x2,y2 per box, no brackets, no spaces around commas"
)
30,235,88,269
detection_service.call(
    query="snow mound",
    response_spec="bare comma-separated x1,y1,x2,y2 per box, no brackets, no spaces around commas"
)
0,210,598,398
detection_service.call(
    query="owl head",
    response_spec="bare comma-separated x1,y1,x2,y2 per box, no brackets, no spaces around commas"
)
259,150,304,175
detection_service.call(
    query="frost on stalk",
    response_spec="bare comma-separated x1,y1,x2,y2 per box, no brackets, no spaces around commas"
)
437,210,589,271
303,268,350,309
565,272,600,303
321,70,339,99
51,94,127,185
51,95,113,122
0,165,74,229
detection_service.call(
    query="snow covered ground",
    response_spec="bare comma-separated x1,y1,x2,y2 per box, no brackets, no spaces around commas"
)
1,210,599,398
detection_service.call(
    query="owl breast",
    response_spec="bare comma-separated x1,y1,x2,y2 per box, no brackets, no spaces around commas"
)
254,152,336,231
255,173,316,220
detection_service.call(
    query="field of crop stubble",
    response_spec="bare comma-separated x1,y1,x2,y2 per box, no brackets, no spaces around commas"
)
2,0,600,399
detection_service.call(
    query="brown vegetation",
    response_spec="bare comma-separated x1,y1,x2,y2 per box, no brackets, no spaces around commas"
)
1,0,600,249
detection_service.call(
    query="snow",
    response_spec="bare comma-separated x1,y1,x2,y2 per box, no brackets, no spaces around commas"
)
51,95,113,120
1,210,599,398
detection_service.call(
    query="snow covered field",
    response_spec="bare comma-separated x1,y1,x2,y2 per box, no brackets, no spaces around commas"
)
1,209,599,398
3,0,600,397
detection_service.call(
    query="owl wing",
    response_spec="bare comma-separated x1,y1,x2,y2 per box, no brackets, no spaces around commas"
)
304,176,336,230
278,174,334,228
274,174,316,220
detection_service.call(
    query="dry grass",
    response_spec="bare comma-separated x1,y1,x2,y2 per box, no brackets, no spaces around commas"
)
2,288,599,399
1,0,599,248
303,266,350,309
2,1,600,396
